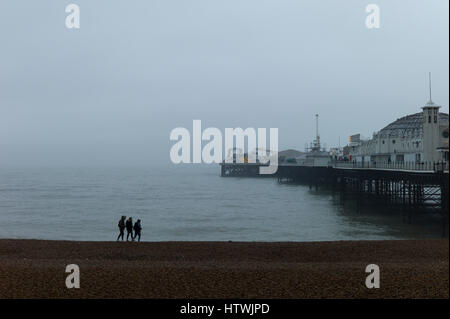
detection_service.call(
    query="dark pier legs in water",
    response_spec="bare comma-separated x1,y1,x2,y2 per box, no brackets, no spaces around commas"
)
330,172,448,237
440,174,449,237
338,173,446,236
220,163,449,237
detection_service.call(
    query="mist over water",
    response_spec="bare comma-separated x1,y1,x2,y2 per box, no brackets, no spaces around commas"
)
0,165,443,241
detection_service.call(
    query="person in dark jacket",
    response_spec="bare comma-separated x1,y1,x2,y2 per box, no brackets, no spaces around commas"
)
126,217,133,241
117,216,126,241
133,219,142,242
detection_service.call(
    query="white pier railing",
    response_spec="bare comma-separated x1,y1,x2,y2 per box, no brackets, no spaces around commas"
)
331,161,448,172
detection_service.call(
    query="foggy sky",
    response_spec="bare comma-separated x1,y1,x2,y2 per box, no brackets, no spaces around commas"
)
0,0,448,166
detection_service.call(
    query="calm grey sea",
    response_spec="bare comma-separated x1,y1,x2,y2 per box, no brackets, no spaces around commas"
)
0,165,443,241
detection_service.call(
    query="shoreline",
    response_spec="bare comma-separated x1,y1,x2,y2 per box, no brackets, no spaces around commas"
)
0,239,448,298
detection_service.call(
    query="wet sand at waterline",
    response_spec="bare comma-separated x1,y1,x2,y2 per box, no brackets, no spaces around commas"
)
0,239,447,298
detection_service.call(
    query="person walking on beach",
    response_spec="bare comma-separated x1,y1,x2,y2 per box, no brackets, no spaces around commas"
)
117,216,126,241
126,217,134,241
133,219,142,242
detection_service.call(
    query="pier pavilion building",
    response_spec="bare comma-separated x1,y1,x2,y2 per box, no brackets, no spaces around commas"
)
349,99,449,165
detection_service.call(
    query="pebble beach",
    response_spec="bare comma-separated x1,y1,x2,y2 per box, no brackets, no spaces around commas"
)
0,239,447,298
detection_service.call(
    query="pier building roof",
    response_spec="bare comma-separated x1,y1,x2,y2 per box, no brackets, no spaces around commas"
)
377,112,449,138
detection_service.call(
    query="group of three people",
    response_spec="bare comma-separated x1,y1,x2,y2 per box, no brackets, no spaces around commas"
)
117,216,142,242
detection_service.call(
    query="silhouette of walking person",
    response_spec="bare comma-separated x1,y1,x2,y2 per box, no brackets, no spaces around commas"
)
126,217,134,241
117,216,126,241
133,219,142,242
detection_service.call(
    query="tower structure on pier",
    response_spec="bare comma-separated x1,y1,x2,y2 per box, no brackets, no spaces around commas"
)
311,114,321,151
422,73,442,162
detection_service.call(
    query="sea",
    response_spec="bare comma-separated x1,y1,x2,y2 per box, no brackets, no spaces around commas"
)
0,165,444,241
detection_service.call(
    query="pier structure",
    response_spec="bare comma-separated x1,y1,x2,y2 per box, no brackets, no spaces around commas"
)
220,161,449,236
220,75,449,233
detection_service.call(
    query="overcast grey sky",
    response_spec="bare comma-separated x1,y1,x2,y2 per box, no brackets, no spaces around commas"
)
0,0,448,166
